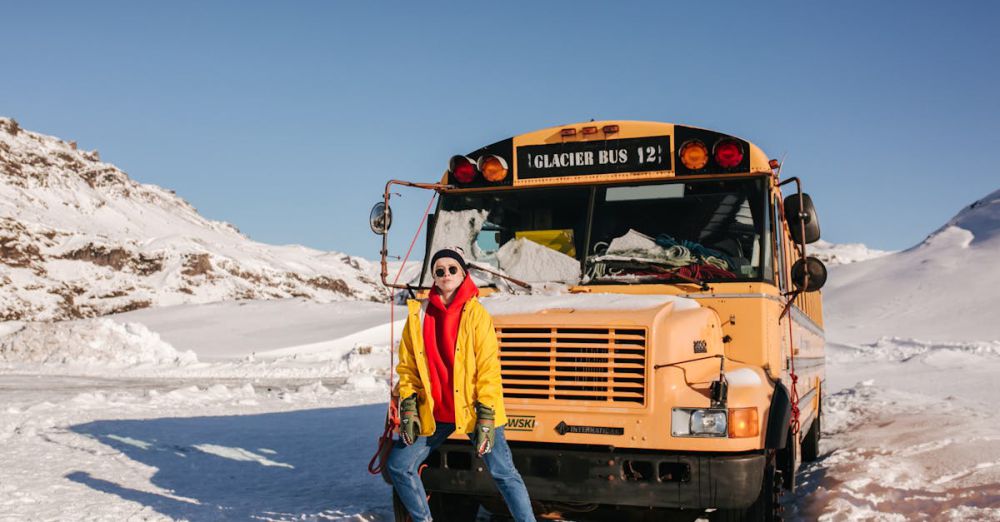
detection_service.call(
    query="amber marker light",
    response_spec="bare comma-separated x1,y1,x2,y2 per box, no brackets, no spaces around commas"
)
679,140,709,170
561,128,577,137
714,139,744,168
728,408,759,438
477,155,509,182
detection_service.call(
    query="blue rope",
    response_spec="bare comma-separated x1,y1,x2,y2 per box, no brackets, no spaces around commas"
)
654,234,736,269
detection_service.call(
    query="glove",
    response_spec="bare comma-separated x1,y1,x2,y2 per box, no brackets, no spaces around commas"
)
474,403,496,457
400,394,420,445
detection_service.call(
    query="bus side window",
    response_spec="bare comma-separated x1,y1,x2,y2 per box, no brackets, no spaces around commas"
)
772,199,788,292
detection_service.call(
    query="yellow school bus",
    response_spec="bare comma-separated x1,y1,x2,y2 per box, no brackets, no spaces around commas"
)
372,121,827,522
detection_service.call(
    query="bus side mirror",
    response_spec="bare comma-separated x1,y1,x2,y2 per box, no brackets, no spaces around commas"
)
783,193,821,244
791,256,827,292
369,202,392,235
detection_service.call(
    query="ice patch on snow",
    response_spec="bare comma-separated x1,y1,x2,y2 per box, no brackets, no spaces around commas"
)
106,434,153,450
192,444,294,468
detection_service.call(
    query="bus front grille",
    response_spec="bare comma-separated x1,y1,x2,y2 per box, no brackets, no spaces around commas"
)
496,326,647,405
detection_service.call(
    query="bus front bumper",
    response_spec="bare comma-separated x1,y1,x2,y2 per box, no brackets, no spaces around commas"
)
420,441,766,510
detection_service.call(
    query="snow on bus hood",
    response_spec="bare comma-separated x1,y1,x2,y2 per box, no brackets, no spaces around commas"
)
479,293,699,316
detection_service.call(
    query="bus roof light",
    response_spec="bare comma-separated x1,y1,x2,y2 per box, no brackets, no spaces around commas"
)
448,155,477,184
679,140,709,170
477,155,509,182
713,139,744,169
602,125,619,134
769,159,781,170
561,128,577,137
582,126,599,135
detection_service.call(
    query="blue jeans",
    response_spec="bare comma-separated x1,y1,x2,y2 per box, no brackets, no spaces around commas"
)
387,423,536,522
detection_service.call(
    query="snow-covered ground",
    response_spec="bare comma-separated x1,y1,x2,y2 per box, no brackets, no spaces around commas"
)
4,294,999,520
1,300,401,521
2,188,999,520
788,189,1000,520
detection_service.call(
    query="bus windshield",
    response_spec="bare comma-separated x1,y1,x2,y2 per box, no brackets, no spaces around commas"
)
425,187,590,286
425,178,769,287
585,178,769,285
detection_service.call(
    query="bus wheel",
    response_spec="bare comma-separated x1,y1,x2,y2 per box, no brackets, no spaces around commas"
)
428,492,481,521
391,488,412,522
712,461,782,522
801,409,822,462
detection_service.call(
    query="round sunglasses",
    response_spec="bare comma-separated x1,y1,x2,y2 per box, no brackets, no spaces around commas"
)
433,266,461,278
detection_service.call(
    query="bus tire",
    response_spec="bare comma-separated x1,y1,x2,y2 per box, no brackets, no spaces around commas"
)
713,458,782,522
391,488,412,522
428,492,481,521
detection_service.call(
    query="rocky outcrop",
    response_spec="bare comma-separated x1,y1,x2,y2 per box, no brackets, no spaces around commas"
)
0,117,385,321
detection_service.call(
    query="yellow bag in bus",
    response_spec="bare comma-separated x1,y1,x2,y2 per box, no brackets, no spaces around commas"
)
515,229,576,257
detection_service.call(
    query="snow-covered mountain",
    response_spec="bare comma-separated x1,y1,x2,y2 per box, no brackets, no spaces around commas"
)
823,188,1000,343
0,117,385,321
807,239,892,266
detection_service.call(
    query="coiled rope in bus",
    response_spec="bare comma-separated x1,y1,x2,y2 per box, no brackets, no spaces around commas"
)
368,191,439,476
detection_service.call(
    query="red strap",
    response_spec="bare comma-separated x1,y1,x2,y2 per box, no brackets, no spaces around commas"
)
787,318,801,436
368,191,438,475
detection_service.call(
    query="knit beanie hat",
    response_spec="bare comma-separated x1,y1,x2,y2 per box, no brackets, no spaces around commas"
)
430,248,468,272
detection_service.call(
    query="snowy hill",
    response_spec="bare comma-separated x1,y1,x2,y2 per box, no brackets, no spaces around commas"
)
807,239,892,266
0,117,385,321
824,188,1000,343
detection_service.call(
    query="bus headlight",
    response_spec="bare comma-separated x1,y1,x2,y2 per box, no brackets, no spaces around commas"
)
672,408,727,437
671,407,759,438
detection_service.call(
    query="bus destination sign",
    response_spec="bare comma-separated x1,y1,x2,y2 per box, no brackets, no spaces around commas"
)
516,135,672,180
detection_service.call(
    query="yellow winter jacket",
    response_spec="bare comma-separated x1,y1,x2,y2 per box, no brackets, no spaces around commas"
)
396,297,508,436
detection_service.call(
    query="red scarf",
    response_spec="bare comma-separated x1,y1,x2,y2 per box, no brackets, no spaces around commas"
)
423,274,479,423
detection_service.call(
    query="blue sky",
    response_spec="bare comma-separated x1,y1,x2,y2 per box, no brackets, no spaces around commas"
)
3,2,998,259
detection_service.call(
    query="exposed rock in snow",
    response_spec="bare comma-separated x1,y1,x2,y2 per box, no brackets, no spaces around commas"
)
0,117,386,320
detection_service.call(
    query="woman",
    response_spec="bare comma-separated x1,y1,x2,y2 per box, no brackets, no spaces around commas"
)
387,248,535,522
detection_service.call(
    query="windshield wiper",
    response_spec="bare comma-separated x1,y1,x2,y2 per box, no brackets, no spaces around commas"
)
625,258,710,291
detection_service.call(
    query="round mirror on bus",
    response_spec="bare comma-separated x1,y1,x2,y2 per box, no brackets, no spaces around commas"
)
791,256,827,292
783,193,822,244
369,202,392,235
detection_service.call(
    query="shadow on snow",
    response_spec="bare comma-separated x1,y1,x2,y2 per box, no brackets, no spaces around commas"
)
68,403,392,521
